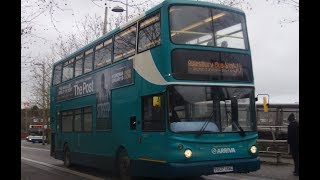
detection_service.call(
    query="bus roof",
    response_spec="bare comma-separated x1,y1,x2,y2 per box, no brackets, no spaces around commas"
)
53,0,244,67
163,0,244,14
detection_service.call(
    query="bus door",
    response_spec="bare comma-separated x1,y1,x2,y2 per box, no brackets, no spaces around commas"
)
138,94,166,160
54,106,62,151
56,107,74,152
127,95,140,154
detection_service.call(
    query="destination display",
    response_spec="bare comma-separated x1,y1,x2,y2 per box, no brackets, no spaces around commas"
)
187,59,243,76
172,49,253,82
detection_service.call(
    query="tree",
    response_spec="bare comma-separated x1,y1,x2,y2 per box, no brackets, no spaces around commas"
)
50,13,104,60
27,12,105,112
28,57,53,124
266,0,299,24
215,0,252,10
21,0,73,49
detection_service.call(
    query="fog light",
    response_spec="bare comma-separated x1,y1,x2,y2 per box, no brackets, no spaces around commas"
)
184,149,192,158
250,145,257,154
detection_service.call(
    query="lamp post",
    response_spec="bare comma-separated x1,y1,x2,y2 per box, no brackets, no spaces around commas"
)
96,0,129,34
103,6,108,34
125,0,128,22
35,62,46,145
24,102,30,132
112,0,128,22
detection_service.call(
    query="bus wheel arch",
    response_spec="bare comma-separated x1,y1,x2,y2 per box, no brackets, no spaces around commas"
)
115,146,131,180
63,143,72,167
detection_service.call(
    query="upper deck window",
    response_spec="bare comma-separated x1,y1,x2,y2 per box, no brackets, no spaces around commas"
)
53,64,62,85
138,13,161,52
114,25,136,62
84,48,94,73
62,58,74,82
169,5,248,50
75,54,83,77
94,38,112,69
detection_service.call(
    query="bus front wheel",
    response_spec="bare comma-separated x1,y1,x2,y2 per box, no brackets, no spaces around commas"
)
63,146,71,167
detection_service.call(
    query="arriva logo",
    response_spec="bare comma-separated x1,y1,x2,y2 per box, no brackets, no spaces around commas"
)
211,147,236,154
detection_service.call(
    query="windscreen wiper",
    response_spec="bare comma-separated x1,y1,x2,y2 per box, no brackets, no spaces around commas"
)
232,120,246,137
196,111,214,137
230,96,246,137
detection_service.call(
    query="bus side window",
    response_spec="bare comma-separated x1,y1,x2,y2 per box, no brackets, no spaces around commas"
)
138,12,161,52
53,64,62,85
84,49,93,74
142,94,165,131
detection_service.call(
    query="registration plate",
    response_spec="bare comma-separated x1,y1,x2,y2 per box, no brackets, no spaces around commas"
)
213,166,234,173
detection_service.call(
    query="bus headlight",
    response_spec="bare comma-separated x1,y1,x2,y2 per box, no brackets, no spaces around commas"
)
184,149,192,158
250,145,257,154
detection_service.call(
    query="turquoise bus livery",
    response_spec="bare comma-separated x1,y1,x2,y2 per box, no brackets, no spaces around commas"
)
50,0,260,179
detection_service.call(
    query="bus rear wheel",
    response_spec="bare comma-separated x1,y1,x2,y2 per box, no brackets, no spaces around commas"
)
63,147,71,167
116,150,131,180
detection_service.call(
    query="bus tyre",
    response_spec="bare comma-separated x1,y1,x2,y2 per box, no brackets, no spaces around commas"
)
63,147,71,167
116,150,131,180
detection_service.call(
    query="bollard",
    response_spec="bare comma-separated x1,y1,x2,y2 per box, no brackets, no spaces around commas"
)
276,153,281,163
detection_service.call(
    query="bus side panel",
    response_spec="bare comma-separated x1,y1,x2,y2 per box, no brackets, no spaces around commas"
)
111,84,140,158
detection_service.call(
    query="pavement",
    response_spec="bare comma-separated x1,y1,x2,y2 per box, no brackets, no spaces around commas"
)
260,155,293,165
21,140,299,179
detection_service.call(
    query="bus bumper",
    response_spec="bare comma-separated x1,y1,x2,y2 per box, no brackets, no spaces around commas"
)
131,157,260,178
30,139,46,143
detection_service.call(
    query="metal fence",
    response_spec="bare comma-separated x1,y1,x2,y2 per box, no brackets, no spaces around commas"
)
256,103,299,162
256,103,299,140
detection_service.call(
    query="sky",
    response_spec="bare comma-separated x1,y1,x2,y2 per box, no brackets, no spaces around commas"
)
21,0,299,106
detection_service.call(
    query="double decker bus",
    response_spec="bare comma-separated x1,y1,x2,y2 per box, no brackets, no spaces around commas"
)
50,0,260,179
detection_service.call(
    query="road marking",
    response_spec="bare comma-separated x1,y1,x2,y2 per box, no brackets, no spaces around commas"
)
21,157,105,180
207,174,249,180
21,146,50,151
206,174,275,180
